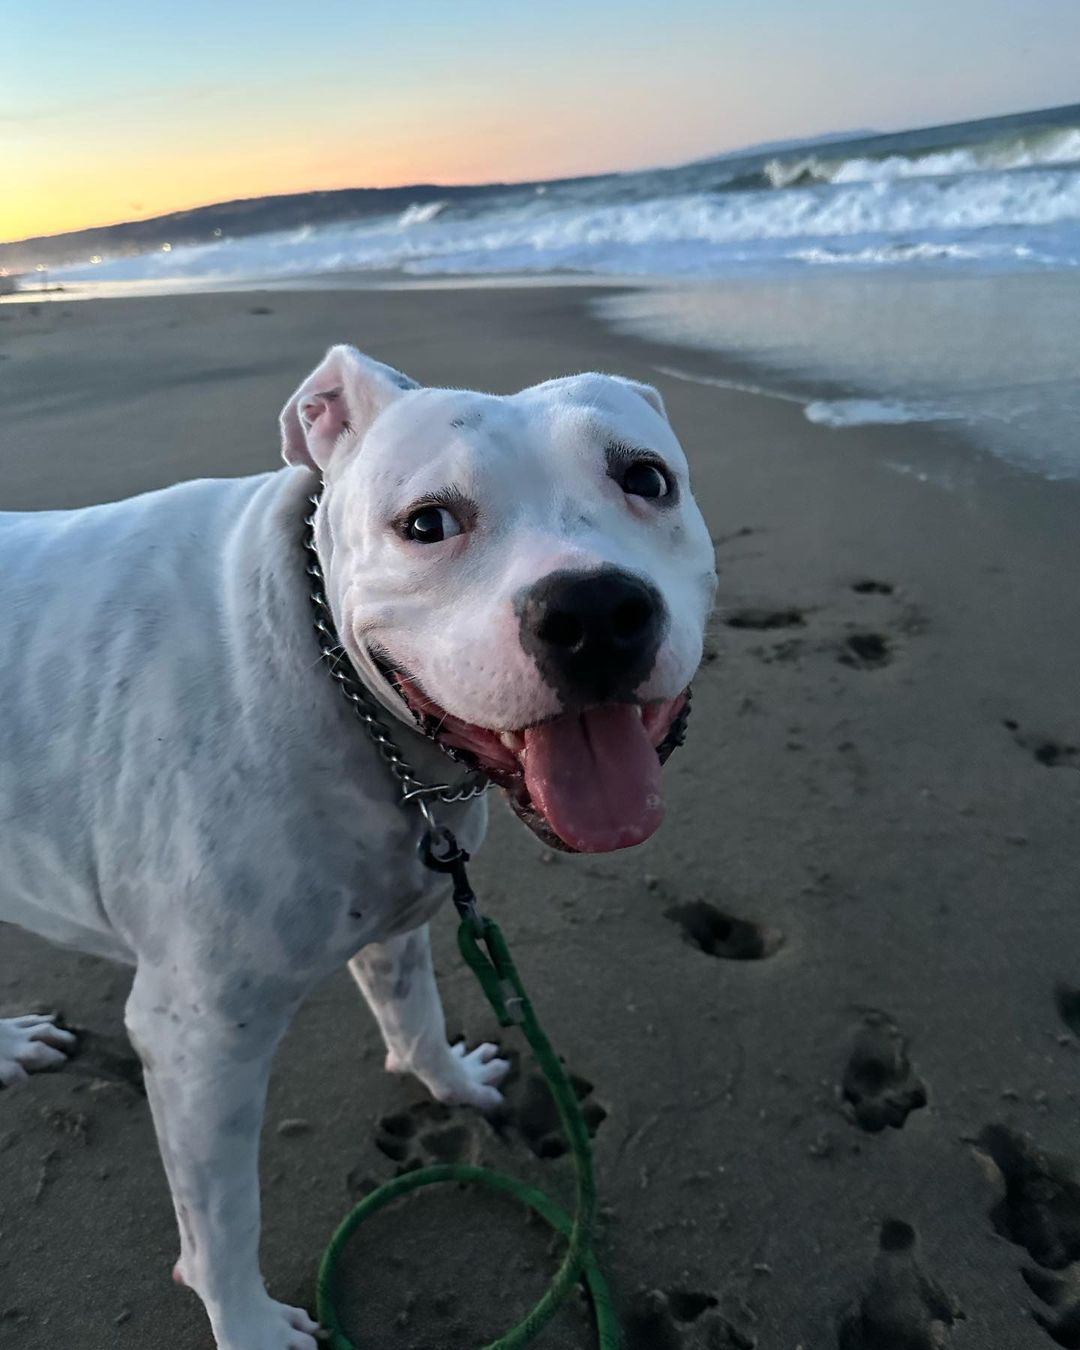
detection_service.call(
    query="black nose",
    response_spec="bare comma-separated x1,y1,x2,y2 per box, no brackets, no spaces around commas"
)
518,567,666,705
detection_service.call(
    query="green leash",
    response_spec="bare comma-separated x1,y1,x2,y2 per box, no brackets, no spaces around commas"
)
315,831,624,1350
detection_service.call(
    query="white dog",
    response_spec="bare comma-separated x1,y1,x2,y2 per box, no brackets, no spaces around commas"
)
0,346,716,1349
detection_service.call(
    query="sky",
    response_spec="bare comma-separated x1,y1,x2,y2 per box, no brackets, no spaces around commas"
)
3,0,1079,243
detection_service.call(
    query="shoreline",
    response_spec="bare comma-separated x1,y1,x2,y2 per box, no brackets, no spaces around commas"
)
0,268,654,306
2,281,1079,1349
8,262,1079,486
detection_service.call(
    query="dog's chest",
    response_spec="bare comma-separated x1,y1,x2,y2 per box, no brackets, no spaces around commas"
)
228,791,486,976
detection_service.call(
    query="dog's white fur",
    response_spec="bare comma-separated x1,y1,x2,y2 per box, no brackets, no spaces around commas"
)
0,347,715,1349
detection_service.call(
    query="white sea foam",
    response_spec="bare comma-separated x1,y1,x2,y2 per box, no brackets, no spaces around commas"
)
53,163,1080,286
601,268,1080,481
766,126,1080,188
651,366,961,432
793,241,1045,266
803,398,960,428
397,200,447,227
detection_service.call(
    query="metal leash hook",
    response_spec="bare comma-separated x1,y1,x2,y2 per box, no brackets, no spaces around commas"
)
418,822,481,932
418,822,531,1028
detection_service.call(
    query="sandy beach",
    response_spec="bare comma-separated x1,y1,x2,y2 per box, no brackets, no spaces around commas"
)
2,282,1079,1349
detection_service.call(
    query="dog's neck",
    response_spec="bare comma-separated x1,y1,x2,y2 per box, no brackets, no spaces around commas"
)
300,471,488,803
217,469,470,809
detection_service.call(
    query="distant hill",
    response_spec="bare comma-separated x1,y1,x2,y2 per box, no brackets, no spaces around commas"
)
0,182,519,274
689,129,880,167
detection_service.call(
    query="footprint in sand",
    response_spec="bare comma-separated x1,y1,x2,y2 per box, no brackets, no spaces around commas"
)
842,1012,927,1133
1003,720,1080,771
838,631,893,670
843,578,927,667
1024,1267,1080,1349
372,1100,468,1166
500,1068,607,1160
368,1060,607,1176
625,1286,754,1350
1055,984,1080,1038
976,1124,1080,1346
723,606,806,632
838,1219,961,1349
666,900,783,962
721,605,807,667
719,585,917,671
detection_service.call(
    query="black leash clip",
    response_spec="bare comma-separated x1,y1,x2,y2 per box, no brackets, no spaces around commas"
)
419,826,481,930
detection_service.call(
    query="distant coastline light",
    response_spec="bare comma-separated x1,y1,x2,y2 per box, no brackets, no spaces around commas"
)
90,254,102,264
161,242,172,252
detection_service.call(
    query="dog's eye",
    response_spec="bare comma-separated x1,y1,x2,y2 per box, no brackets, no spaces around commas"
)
405,506,462,544
621,461,670,500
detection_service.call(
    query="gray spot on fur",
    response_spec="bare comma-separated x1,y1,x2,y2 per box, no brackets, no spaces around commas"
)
223,1099,262,1137
273,888,340,968
228,866,262,916
216,972,303,1031
392,933,427,1000
353,929,432,1004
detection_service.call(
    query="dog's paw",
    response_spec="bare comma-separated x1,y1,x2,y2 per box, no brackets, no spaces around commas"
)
212,1296,324,1350
424,1040,511,1112
0,1014,76,1088
385,1039,510,1110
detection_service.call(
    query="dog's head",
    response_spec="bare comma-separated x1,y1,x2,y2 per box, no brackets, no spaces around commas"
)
282,345,716,854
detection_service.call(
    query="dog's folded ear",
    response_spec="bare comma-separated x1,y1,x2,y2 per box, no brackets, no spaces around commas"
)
612,375,667,420
280,345,420,472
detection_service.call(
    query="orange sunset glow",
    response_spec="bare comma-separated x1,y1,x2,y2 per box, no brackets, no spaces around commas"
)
8,0,1078,245
4,3,754,243
5,105,709,243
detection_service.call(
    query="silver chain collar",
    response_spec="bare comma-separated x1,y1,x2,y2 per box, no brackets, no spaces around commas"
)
303,493,493,826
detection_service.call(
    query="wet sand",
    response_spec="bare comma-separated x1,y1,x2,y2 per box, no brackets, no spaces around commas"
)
1,283,1079,1349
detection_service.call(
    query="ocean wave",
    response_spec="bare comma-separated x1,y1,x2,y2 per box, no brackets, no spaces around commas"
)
397,200,447,227
53,163,1080,285
766,125,1080,189
792,240,1049,266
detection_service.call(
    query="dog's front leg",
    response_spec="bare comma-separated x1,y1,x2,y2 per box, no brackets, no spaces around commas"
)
125,968,321,1350
349,924,509,1110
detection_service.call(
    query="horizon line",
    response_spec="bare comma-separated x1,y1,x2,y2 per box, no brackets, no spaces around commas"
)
6,95,1078,252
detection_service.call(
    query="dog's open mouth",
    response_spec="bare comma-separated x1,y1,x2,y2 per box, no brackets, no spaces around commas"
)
386,672,686,854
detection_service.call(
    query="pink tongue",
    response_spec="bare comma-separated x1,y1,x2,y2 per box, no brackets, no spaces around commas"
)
522,705,664,853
